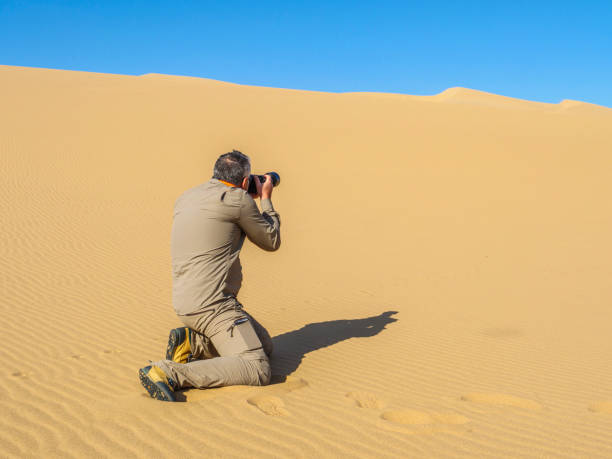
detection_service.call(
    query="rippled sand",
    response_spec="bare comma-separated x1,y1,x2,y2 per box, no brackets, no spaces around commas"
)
1,65,611,458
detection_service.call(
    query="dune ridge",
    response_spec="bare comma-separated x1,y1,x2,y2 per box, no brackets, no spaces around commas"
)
1,64,612,457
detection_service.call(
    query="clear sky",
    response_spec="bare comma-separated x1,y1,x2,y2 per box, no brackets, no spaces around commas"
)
1,1,611,107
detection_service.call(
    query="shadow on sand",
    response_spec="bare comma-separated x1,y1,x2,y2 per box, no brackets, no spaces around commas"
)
270,310,398,382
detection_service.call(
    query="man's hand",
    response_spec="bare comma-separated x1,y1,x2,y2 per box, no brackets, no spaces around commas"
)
249,175,263,200
261,174,273,200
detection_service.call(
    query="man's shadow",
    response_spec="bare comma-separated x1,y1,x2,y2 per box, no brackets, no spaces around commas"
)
269,310,398,382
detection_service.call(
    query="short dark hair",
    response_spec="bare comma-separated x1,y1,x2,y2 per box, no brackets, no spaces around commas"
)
212,150,251,186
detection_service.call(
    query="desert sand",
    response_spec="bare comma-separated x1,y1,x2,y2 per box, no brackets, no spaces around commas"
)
1,64,611,458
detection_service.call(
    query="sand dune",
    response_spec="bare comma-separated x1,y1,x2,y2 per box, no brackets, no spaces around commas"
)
1,64,611,457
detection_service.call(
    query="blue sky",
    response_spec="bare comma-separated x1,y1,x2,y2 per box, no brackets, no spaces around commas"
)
1,1,611,107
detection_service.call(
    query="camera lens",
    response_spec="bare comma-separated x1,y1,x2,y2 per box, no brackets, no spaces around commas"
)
267,172,280,186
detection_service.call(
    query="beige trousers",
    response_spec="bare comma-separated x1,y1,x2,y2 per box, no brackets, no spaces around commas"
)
154,304,272,389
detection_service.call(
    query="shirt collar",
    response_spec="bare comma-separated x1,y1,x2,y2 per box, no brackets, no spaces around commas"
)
218,179,238,188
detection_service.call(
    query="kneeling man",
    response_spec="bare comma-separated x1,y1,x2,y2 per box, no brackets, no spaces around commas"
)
139,150,280,401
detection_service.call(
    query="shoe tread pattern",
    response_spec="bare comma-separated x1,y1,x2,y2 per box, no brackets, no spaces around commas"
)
138,368,175,402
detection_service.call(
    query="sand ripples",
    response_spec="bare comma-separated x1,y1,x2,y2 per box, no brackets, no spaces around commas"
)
2,65,612,457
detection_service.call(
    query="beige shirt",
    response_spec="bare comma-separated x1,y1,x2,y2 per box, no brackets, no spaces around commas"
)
171,178,280,316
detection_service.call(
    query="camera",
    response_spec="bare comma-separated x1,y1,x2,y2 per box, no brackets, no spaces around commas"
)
247,172,281,195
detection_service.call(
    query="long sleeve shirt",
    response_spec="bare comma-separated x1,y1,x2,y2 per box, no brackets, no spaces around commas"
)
171,178,281,316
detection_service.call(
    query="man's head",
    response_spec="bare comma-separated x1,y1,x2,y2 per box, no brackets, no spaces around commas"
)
212,150,251,187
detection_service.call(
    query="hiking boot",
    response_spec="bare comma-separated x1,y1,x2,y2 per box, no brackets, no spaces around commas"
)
166,327,192,363
138,365,177,402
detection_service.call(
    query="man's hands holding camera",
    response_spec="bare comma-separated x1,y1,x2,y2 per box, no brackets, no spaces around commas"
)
249,174,274,200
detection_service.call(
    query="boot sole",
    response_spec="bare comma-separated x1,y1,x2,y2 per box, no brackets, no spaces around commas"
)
138,368,176,402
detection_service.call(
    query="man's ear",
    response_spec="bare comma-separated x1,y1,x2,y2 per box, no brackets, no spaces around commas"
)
240,176,250,191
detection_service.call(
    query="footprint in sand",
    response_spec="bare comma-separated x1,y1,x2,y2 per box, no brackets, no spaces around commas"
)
346,391,386,410
101,349,123,356
589,401,612,414
461,393,542,411
246,376,308,415
381,409,469,426
274,376,309,393
11,371,30,379
247,395,289,416
346,392,469,433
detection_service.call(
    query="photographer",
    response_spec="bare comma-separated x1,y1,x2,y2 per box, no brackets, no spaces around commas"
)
138,150,280,401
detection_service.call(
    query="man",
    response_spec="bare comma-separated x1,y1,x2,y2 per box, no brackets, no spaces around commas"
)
138,150,280,401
